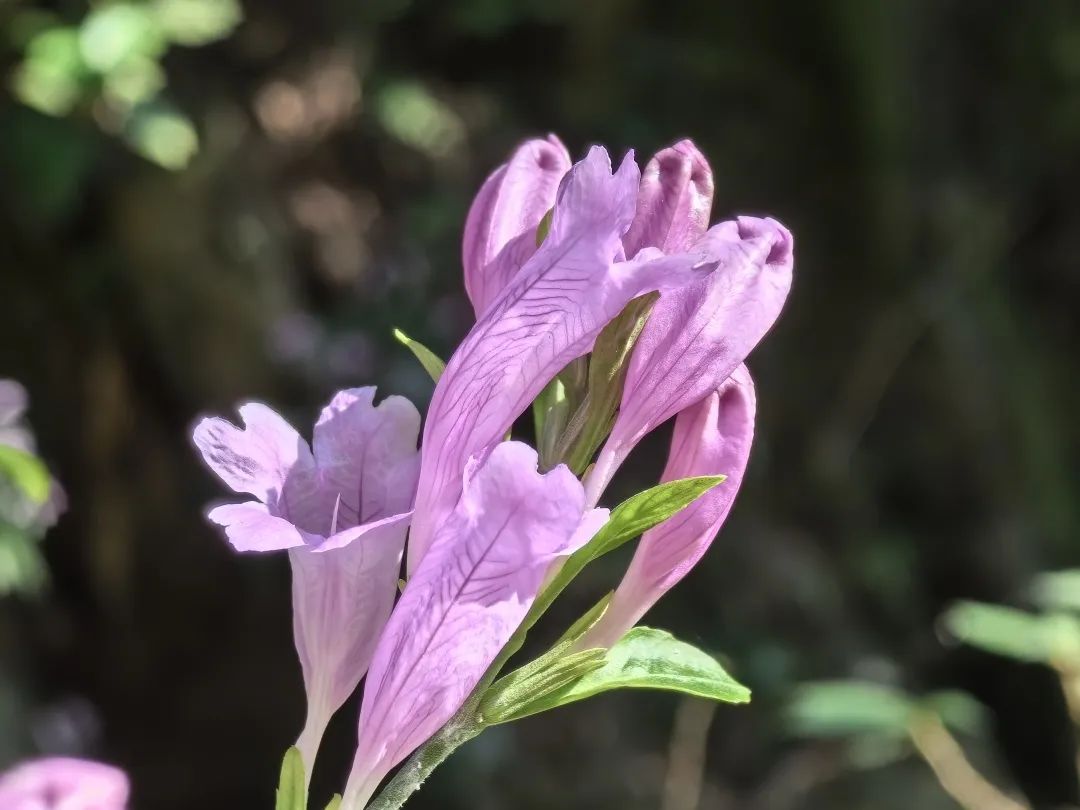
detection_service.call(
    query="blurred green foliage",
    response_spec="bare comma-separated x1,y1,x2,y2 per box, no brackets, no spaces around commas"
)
7,0,239,168
0,0,1078,808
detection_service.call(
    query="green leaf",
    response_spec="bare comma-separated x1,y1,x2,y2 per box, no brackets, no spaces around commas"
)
482,476,726,685
1032,569,1080,613
153,0,243,46
0,446,51,505
393,328,445,382
788,681,915,740
79,4,165,74
125,103,199,170
480,647,607,724
921,690,986,736
323,796,342,810
584,475,725,561
512,627,750,718
274,747,305,810
942,600,1080,665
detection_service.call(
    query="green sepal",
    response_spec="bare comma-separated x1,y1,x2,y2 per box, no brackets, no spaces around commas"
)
553,591,612,647
393,328,445,382
480,646,607,724
0,445,51,504
323,795,342,810
534,208,553,247
560,293,657,474
274,747,306,810
494,627,750,722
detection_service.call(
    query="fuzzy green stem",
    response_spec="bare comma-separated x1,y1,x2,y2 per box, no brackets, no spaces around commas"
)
363,704,483,810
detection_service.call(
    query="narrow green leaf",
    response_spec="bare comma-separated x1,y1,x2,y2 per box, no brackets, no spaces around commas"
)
393,328,445,382
274,747,305,810
584,475,726,561
942,600,1080,665
501,628,749,719
323,795,342,810
480,648,607,724
788,681,915,740
0,445,51,504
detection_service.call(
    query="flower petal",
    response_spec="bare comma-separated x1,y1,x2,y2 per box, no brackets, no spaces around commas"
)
463,135,572,315
207,502,315,551
582,367,756,648
291,516,409,771
309,387,421,532
0,757,130,809
408,146,706,572
193,403,314,506
343,443,591,806
587,216,791,502
623,139,714,258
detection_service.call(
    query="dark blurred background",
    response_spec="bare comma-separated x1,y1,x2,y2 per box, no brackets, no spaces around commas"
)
1,0,1079,808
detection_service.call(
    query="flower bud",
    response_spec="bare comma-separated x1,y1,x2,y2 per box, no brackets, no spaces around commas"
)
622,139,714,258
462,135,571,315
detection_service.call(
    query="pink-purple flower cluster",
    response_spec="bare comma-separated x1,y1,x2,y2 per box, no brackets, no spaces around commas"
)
193,136,793,808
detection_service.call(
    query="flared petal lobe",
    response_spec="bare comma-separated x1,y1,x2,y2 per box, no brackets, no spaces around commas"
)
193,388,421,774
582,366,756,649
463,135,572,314
0,757,129,809
409,146,712,572
587,216,791,502
343,443,606,808
622,139,715,258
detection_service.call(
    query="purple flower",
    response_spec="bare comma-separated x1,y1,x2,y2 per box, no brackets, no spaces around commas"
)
585,214,792,504
193,387,420,771
407,145,737,574
341,442,607,808
581,366,756,648
0,757,129,810
463,135,572,316
622,139,715,258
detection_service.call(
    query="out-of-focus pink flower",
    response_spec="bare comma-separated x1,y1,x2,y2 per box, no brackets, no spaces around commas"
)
0,757,129,810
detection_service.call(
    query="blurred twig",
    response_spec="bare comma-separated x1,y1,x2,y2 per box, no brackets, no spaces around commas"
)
661,697,717,810
908,711,1028,810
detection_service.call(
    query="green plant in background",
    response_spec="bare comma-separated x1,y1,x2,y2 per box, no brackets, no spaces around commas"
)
0,380,62,596
6,0,242,169
788,572,1080,810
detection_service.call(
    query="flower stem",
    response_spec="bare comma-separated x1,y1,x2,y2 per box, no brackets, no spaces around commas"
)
364,710,482,810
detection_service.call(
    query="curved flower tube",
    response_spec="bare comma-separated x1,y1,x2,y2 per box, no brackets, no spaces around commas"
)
580,366,756,649
463,135,572,316
193,387,420,773
0,757,129,809
342,442,607,808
